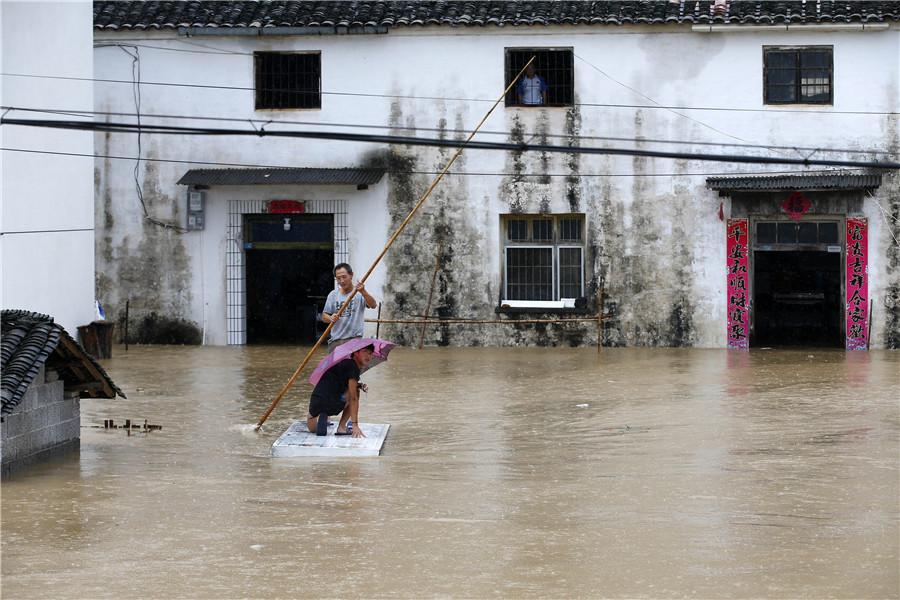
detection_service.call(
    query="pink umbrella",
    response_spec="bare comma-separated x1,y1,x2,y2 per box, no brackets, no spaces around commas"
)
308,338,395,386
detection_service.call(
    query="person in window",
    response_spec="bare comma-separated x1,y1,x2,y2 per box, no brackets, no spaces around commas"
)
517,63,548,106
321,263,377,351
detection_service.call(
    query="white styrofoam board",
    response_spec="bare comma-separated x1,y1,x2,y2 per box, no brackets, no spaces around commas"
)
271,420,390,457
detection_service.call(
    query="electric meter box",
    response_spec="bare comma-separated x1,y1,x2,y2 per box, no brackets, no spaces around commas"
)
187,190,205,231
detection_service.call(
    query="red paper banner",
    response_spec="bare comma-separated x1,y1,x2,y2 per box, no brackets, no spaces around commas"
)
726,219,750,349
845,218,868,351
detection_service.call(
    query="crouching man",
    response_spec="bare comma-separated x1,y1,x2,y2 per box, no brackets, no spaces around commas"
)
306,344,373,438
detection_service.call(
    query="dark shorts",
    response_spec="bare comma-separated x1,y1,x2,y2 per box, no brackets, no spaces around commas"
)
308,394,347,417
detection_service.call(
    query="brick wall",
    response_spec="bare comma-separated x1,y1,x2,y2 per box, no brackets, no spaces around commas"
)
1,368,81,477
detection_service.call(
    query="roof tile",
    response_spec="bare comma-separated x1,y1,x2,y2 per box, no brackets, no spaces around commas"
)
95,1,900,31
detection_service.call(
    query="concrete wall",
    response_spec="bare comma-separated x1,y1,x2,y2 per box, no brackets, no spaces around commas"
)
0,1,96,335
1,368,81,477
92,24,900,347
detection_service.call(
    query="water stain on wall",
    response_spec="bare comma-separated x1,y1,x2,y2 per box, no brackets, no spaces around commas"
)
96,151,200,344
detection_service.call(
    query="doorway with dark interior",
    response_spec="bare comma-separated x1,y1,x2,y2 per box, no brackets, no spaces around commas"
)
751,220,843,348
244,213,334,344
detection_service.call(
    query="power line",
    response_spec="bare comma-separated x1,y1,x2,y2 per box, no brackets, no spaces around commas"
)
3,71,897,116
5,105,894,157
3,117,898,169
4,146,862,179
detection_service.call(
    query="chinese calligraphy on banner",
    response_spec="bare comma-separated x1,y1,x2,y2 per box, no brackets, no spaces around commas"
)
727,219,750,349
845,218,868,351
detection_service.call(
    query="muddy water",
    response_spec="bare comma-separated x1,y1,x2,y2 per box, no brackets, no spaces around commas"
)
2,346,897,599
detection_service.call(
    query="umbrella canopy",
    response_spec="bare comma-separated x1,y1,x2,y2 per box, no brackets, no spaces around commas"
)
308,338,395,386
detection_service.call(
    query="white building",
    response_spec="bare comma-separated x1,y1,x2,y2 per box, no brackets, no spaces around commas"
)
89,1,900,349
1,1,96,335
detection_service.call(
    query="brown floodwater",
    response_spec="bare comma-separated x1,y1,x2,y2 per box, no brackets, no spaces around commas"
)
1,346,898,599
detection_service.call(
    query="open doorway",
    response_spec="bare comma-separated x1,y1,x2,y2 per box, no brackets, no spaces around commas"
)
753,251,842,347
244,214,334,344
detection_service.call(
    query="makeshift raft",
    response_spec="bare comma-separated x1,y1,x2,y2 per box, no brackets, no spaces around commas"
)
271,420,390,457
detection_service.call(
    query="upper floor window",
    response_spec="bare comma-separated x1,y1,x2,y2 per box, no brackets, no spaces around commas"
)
764,47,832,105
505,48,574,108
255,52,321,110
502,214,585,302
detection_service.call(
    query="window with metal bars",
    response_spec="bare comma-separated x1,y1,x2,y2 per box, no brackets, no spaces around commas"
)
502,215,585,301
255,52,321,110
505,48,574,107
764,47,832,105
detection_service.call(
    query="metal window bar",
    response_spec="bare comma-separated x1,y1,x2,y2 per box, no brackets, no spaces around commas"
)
505,246,554,301
558,246,584,299
765,48,832,105
505,48,574,107
226,198,347,345
255,53,321,110
559,217,583,242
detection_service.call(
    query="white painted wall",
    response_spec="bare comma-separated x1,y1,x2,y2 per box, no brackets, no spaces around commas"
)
1,1,95,335
91,24,899,346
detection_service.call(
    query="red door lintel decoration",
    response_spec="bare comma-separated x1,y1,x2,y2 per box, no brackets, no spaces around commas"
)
845,218,868,351
726,219,750,349
268,200,306,214
781,192,812,221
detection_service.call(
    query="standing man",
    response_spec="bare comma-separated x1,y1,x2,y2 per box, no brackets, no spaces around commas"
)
322,263,377,351
517,63,548,106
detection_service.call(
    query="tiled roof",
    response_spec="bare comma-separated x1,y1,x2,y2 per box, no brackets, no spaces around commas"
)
1,311,124,414
94,1,900,31
706,172,883,192
177,167,385,186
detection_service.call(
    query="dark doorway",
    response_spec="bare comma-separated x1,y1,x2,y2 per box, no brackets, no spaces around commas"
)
753,251,842,347
244,214,334,344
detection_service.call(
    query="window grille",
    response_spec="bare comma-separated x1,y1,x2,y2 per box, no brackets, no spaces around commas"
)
227,199,347,345
505,48,574,107
501,214,586,302
255,52,321,110
764,47,832,105
754,220,840,249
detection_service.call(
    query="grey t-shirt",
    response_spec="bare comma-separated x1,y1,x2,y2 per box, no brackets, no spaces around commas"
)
323,288,367,342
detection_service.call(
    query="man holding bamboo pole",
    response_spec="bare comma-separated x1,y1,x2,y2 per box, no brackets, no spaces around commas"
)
322,263,377,352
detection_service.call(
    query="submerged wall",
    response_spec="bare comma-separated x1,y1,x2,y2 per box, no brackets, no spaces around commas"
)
0,368,80,477
92,25,900,347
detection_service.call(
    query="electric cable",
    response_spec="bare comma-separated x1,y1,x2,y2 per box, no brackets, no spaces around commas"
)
3,146,867,179
5,105,895,157
3,116,898,169
4,70,897,116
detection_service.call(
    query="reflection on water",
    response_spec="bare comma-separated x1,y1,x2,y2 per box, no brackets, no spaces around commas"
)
2,346,898,598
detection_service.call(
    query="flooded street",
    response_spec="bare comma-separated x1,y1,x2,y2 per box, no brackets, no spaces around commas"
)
2,346,897,599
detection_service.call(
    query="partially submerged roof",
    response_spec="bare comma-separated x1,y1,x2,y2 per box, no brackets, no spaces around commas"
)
177,167,384,187
706,172,883,193
1,311,125,414
94,1,900,31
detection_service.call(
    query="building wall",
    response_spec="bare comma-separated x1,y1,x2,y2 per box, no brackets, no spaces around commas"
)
1,1,96,335
92,25,900,347
0,368,81,477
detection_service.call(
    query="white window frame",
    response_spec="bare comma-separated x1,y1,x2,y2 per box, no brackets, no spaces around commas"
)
500,214,586,308
557,245,585,299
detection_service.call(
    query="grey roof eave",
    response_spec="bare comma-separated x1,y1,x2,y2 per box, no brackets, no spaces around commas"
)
177,167,385,187
706,173,883,194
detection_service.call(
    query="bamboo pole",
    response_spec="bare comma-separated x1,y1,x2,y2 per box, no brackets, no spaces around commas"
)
418,243,443,349
254,58,537,431
597,287,604,353
375,302,382,339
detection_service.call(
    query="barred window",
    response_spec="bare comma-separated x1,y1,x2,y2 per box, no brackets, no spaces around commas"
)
255,52,321,110
502,214,586,301
764,47,832,105
505,48,574,107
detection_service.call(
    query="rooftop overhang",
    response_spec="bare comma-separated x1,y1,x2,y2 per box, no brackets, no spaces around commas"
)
706,172,883,197
177,167,385,189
